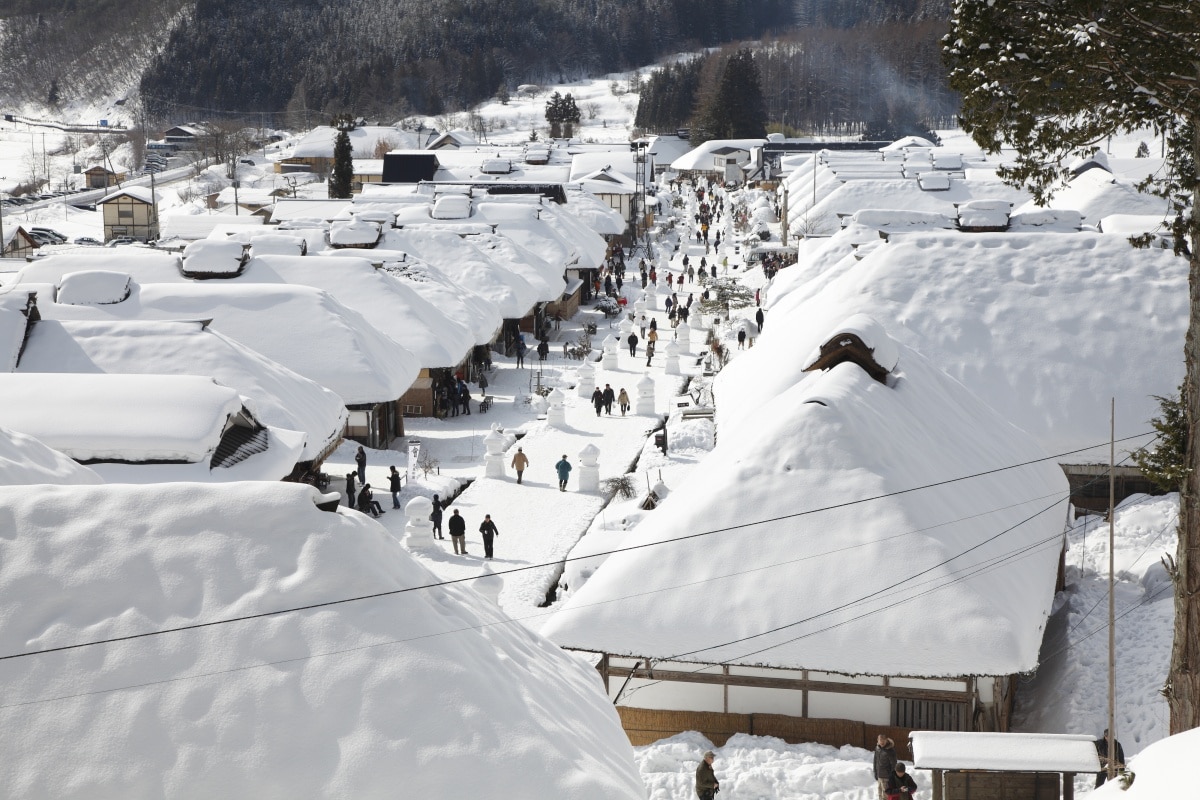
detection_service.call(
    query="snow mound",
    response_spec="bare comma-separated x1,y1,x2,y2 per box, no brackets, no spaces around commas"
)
56,270,132,305
0,482,644,799
1092,726,1200,800
0,424,103,485
181,239,247,277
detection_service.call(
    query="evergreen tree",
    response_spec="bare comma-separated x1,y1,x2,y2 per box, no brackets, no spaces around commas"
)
692,48,767,145
497,82,510,105
329,126,354,199
1133,386,1189,493
946,0,1200,733
545,91,564,138
560,92,581,138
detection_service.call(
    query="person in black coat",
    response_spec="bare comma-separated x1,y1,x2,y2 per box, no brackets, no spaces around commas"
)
345,472,357,508
756,306,765,331
479,514,499,559
873,735,897,800
388,465,402,509
430,494,444,539
602,384,615,415
885,763,917,798
355,445,367,483
1095,730,1125,787
627,332,639,357
357,484,384,517
591,387,604,416
447,508,468,554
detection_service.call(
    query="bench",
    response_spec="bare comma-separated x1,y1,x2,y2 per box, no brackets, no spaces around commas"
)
479,395,493,413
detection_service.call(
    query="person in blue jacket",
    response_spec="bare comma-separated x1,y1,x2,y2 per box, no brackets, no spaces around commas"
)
555,454,572,491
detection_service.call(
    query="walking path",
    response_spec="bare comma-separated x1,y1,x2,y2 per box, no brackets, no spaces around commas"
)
324,184,769,625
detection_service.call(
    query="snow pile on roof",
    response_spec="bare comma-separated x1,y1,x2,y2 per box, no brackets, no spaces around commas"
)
917,171,951,191
18,319,347,463
565,187,626,235
748,231,1186,456
181,239,248,277
849,209,955,231
544,317,1068,677
253,254,476,368
431,194,472,220
464,230,565,301
329,218,381,247
98,186,158,205
0,289,36,371
0,424,103,485
39,280,421,405
0,482,644,799
956,199,1011,228
882,136,937,150
376,251,503,345
15,251,185,285
671,139,765,172
386,228,538,318
160,214,262,241
1016,167,1169,220
224,232,307,256
912,732,1100,772
292,125,417,159
55,270,133,305
1092,726,1200,799
0,373,245,462
1009,209,1083,231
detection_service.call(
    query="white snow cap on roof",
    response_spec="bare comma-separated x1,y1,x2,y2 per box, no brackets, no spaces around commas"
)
376,251,502,345
882,136,937,150
182,239,248,277
18,319,347,463
545,317,1068,676
912,732,1101,772
329,218,382,246
98,186,158,204
0,482,645,799
0,373,246,463
15,251,185,285
0,424,103,485
431,194,472,220
55,270,132,305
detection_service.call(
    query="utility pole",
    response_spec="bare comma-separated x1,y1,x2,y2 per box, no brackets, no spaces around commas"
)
1107,398,1117,783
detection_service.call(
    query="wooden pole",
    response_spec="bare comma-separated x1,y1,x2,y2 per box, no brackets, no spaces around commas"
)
1107,397,1117,781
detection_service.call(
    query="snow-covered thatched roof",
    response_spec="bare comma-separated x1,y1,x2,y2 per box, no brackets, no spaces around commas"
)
292,125,418,159
743,230,1186,458
671,138,766,172
544,316,1068,677
0,482,645,799
0,424,102,485
16,319,348,462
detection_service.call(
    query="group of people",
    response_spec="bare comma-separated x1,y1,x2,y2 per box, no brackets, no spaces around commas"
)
590,383,631,416
428,496,501,559
435,375,476,418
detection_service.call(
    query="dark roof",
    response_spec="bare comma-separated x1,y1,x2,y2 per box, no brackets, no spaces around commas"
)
803,332,891,384
382,153,441,183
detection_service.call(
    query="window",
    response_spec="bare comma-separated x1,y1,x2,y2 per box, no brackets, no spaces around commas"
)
891,698,968,731
117,209,134,219
403,404,423,415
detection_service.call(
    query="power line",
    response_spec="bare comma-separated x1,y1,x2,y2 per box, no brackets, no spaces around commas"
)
0,432,1152,666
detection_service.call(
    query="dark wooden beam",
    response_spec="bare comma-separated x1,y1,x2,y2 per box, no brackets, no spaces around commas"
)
606,665,972,704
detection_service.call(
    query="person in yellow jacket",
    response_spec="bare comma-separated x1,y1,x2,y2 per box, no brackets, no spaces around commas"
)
511,446,529,484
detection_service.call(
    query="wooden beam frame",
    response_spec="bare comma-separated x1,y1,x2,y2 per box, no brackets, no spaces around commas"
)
606,664,972,704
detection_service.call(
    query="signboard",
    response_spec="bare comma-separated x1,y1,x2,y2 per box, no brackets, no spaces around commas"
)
406,439,421,483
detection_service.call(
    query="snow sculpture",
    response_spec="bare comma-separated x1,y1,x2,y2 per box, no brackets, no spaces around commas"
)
576,360,595,398
676,320,691,346
636,372,655,415
483,424,506,478
601,334,619,369
404,495,436,551
577,443,600,492
546,387,567,428
633,296,647,317
619,316,634,337
664,340,680,375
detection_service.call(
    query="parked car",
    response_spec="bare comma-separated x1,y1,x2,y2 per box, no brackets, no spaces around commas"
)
30,227,68,244
105,236,138,247
74,237,102,246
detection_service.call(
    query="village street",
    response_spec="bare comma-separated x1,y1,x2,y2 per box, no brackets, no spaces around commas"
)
323,189,768,625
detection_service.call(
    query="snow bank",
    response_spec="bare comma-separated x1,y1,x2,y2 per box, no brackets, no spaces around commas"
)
0,424,102,485
1091,726,1200,800
0,482,644,799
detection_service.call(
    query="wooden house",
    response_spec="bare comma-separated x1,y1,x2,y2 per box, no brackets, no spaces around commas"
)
911,731,1101,800
2,226,40,259
83,165,126,189
98,187,159,242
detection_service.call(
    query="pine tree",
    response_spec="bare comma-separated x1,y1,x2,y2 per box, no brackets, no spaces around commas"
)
692,48,767,145
497,82,510,105
1133,386,1189,493
328,126,354,199
560,93,581,138
545,91,564,138
946,0,1200,733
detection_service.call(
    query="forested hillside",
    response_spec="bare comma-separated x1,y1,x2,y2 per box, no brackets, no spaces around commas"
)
137,0,793,122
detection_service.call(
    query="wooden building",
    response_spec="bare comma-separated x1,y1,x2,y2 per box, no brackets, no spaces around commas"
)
83,166,126,189
2,226,40,259
911,731,1101,800
98,187,159,242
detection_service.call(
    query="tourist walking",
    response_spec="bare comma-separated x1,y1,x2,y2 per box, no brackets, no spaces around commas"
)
479,514,499,559
627,332,639,357
618,387,630,415
873,735,897,800
511,447,529,484
695,751,720,800
591,387,604,416
555,455,572,491
602,383,615,415
430,494,444,539
388,465,402,509
448,508,468,554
